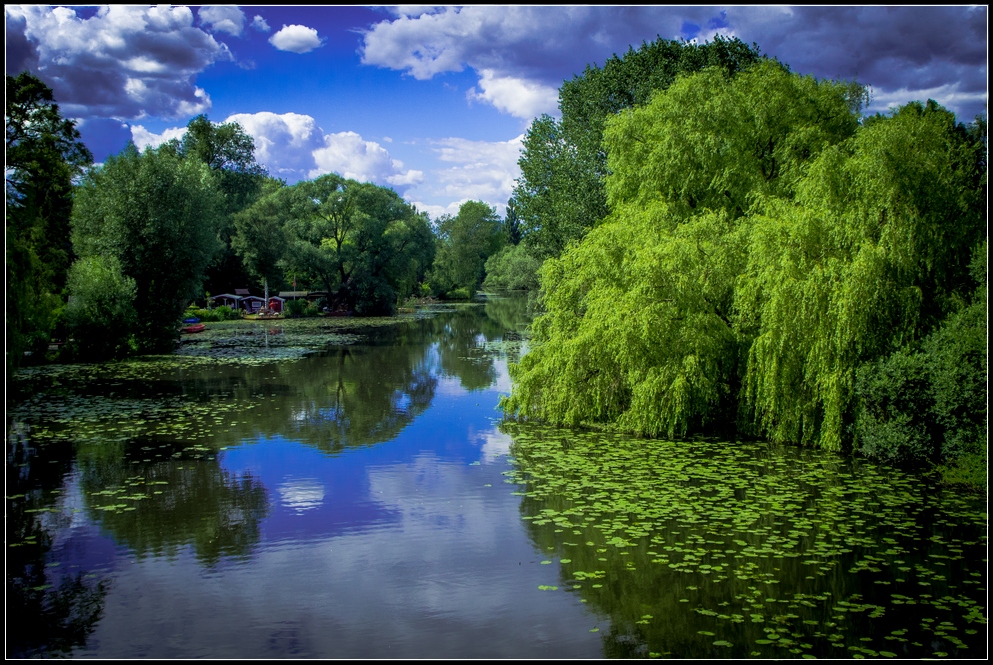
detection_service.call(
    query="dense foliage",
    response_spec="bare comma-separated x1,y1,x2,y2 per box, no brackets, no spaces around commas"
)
482,243,542,292
504,62,987,473
6,72,92,371
429,200,505,297
512,36,764,259
172,114,271,295
266,174,435,314
70,143,225,355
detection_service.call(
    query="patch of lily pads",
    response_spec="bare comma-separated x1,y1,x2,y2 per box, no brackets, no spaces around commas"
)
174,318,368,363
504,423,987,659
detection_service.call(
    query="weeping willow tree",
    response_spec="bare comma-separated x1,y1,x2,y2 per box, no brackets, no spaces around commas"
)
503,61,986,455
737,100,986,450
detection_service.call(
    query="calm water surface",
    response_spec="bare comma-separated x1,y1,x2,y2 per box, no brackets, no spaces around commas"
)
6,299,987,658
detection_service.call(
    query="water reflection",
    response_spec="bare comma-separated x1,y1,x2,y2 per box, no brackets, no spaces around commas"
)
6,425,109,658
75,449,269,564
505,424,988,659
7,300,611,659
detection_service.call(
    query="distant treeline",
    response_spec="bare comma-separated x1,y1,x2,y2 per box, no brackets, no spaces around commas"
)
6,72,515,367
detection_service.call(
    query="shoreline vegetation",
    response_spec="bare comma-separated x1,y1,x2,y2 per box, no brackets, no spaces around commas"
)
7,35,986,493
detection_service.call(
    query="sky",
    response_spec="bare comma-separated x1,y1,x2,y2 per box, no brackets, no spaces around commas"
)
6,5,988,219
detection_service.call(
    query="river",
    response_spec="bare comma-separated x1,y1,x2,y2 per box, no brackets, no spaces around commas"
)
6,298,987,658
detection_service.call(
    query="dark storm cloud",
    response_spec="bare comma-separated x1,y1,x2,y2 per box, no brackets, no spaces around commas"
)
730,6,987,117
363,6,987,121
4,5,231,120
362,6,718,85
5,12,39,75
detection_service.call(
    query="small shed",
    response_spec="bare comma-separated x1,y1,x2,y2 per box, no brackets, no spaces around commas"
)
240,295,266,313
267,296,285,313
212,293,242,309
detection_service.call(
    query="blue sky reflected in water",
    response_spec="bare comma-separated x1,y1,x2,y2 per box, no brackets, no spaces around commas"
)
62,308,604,658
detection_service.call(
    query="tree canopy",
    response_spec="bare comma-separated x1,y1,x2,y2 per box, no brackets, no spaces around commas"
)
6,72,93,369
170,114,271,295
70,143,225,354
512,36,765,260
277,174,435,314
503,62,986,465
429,200,505,296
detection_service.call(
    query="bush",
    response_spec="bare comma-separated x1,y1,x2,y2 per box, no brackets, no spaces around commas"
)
441,287,472,301
854,350,936,464
855,251,986,469
64,256,137,360
284,298,319,318
185,305,242,322
482,243,542,292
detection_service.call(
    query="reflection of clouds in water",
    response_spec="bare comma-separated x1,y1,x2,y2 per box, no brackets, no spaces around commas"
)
393,390,411,413
480,430,512,463
278,478,325,513
77,453,600,658
492,359,512,394
435,375,468,398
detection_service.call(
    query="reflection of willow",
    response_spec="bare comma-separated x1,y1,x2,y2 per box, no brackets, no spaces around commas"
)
506,424,987,659
482,296,532,335
6,425,108,657
76,447,269,565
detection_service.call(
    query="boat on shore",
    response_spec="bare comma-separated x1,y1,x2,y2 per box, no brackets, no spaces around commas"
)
181,323,206,333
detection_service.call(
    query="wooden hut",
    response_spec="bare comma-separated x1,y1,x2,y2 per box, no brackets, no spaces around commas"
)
211,293,242,309
239,295,265,313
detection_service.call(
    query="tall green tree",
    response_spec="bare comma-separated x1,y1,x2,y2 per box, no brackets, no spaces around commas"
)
738,100,986,450
70,143,225,353
231,177,289,293
505,59,986,461
281,174,435,314
513,36,764,260
170,114,270,294
6,72,92,369
430,200,505,295
504,62,866,439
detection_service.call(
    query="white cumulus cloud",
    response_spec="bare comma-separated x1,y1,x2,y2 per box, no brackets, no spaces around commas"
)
224,111,325,181
466,69,558,119
129,124,188,151
4,5,228,119
312,131,424,187
222,112,422,191
412,134,523,215
198,6,246,36
251,15,271,33
269,24,323,54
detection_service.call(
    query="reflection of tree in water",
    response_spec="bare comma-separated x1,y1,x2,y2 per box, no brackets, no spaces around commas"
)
433,306,505,391
482,296,532,335
508,427,988,659
75,442,269,565
6,426,108,658
283,342,438,454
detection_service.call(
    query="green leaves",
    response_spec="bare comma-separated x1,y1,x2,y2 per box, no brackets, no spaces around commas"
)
71,143,225,354
430,200,504,296
513,36,764,261
6,72,94,369
505,60,986,457
279,174,435,314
